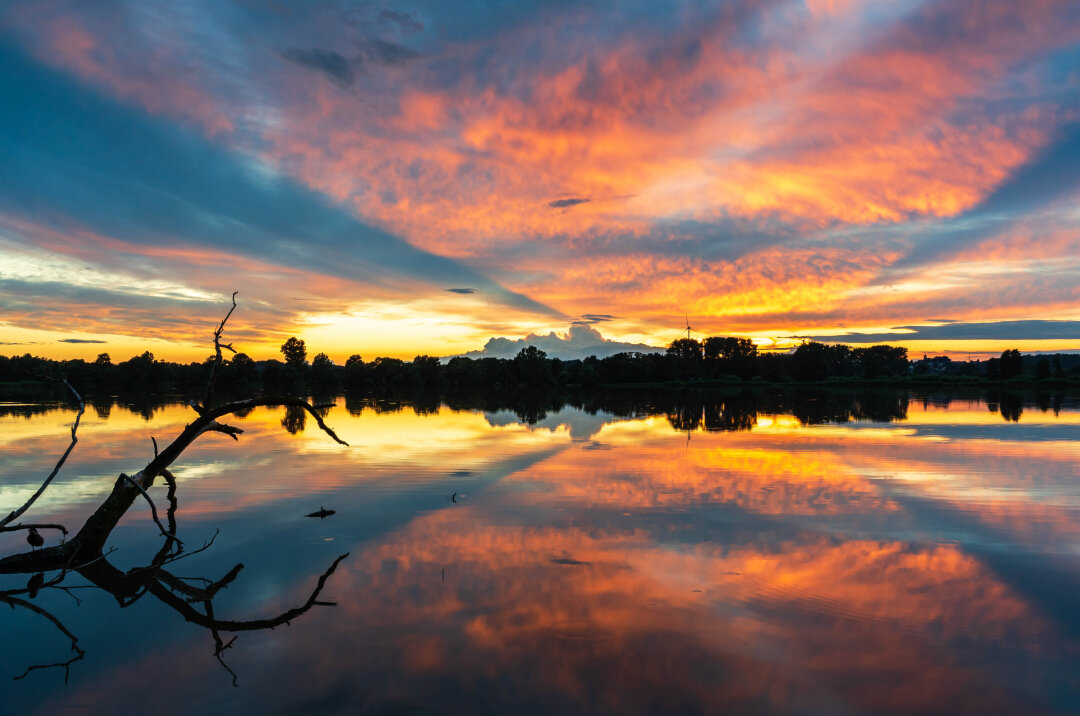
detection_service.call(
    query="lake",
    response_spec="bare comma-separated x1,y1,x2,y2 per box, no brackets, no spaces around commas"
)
2,388,1080,715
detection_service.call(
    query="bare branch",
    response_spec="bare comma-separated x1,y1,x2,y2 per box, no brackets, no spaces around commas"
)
147,553,350,632
199,420,244,441
0,523,68,535
1,377,84,530
119,473,183,546
202,291,239,407
1,593,85,684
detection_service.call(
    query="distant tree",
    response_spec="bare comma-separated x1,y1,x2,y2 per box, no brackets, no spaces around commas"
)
985,357,1001,381
261,358,292,387
666,338,703,361
853,345,908,378
514,345,551,384
119,351,157,384
1036,357,1051,381
999,349,1023,380
792,341,830,381
228,352,258,386
281,337,308,368
370,357,406,386
94,353,111,366
516,345,548,362
411,355,441,385
344,354,365,386
311,352,336,386
231,352,255,370
1053,355,1065,380
703,337,757,377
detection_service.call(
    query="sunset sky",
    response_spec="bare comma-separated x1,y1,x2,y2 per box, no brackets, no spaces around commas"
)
1,0,1079,362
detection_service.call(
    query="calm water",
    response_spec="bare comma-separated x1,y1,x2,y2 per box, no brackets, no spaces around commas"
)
2,389,1080,715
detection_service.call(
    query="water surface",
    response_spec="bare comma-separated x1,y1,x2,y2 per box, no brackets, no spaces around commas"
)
2,389,1080,714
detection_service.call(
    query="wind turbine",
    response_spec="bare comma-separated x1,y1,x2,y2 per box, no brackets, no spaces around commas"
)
684,314,693,341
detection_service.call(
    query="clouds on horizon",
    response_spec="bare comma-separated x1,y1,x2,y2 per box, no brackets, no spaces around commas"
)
457,324,662,360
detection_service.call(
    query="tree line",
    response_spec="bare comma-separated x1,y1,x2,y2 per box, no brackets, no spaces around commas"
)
2,336,1078,397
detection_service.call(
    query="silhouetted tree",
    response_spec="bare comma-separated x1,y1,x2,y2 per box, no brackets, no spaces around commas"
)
411,355,441,385
1035,357,1051,381
311,352,336,386
793,341,830,381
231,352,257,381
370,357,406,386
514,346,551,385
667,338,703,361
853,345,908,378
999,349,1023,380
703,337,757,378
344,354,365,386
94,353,111,366
280,337,308,368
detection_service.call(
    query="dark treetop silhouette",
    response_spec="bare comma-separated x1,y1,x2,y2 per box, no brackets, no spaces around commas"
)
0,295,350,686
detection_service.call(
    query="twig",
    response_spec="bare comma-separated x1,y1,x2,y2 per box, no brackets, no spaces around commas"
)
119,473,182,546
206,601,240,687
1,377,84,530
198,420,244,441
128,529,219,574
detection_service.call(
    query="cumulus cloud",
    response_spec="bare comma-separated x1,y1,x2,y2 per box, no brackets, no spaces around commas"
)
456,324,661,360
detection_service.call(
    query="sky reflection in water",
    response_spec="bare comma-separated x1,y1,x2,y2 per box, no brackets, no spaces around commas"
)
2,391,1080,714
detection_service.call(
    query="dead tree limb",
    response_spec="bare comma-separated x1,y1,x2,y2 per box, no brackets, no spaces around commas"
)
1,377,84,532
201,290,238,409
0,394,346,575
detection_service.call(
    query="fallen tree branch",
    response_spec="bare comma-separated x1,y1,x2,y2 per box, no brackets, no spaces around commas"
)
1,377,84,531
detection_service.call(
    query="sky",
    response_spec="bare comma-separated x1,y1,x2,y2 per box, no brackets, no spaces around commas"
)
0,0,1079,362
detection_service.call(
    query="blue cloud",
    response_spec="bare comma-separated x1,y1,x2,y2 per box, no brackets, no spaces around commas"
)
803,320,1080,343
